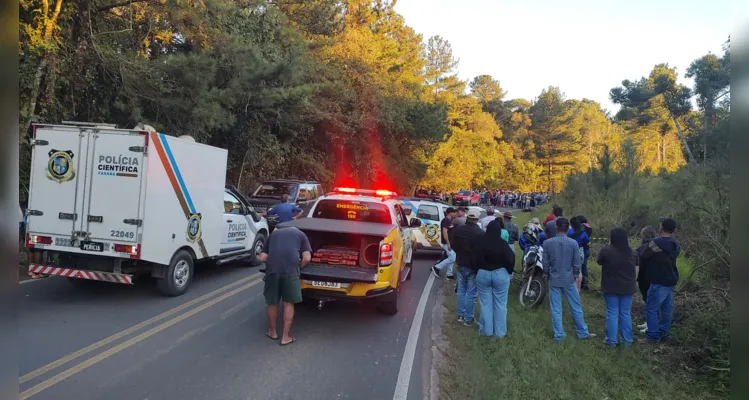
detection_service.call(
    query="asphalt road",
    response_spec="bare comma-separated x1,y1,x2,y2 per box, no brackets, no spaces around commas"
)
18,252,444,400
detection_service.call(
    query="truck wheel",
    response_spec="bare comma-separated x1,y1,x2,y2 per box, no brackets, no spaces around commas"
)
250,233,266,267
157,250,193,297
377,286,399,315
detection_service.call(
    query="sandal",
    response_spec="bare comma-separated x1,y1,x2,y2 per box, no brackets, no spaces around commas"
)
279,337,296,346
266,332,279,341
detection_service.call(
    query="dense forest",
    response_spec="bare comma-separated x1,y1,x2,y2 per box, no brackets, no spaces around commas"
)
19,0,729,198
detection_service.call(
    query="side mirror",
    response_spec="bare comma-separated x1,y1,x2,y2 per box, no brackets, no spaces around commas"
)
409,218,422,228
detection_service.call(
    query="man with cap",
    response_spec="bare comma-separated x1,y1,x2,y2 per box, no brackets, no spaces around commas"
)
639,218,681,344
479,207,497,231
451,208,484,325
503,210,519,255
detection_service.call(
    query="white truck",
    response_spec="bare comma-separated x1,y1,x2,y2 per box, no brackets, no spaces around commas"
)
24,122,269,296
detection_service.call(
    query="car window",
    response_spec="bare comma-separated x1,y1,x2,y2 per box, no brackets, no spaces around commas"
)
253,182,299,199
458,190,471,196
314,185,324,198
417,204,440,221
224,192,243,214
299,184,315,201
312,199,393,224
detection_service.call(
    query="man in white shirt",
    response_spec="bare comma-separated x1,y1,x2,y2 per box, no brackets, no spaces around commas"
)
479,207,497,231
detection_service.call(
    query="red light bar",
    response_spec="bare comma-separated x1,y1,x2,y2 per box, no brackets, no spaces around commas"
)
332,187,398,197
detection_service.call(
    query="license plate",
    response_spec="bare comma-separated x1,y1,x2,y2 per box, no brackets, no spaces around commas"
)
80,241,104,252
307,280,341,289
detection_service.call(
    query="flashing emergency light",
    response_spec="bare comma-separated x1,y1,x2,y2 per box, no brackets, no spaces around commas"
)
332,187,398,197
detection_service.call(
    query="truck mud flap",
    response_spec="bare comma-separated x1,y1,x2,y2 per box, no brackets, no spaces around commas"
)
28,264,134,284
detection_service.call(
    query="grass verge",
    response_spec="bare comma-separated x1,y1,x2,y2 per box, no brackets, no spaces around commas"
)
436,206,720,400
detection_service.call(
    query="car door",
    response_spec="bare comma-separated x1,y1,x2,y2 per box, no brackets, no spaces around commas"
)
222,191,255,254
392,204,413,268
415,203,442,249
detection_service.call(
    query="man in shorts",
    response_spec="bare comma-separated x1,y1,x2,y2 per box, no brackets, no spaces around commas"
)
258,226,312,346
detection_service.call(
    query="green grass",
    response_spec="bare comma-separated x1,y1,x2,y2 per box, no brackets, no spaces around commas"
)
436,206,721,400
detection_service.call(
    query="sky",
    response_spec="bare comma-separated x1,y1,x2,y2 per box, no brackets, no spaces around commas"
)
393,0,732,114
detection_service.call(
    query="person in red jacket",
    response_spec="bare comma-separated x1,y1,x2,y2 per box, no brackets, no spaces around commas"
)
544,205,561,226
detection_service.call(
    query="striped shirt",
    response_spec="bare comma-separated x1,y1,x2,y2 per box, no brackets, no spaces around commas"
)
541,234,582,288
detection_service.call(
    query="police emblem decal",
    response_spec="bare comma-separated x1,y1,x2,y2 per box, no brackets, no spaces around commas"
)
424,224,439,241
186,213,202,243
46,150,76,183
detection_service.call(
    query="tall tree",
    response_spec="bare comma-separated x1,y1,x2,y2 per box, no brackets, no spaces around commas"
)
469,75,506,103
685,40,730,163
610,64,695,166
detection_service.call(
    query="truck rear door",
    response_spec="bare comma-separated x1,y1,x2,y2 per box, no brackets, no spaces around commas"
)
83,130,147,244
26,126,88,238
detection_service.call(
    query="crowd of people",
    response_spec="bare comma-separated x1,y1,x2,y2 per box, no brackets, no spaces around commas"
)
414,188,549,210
432,203,681,346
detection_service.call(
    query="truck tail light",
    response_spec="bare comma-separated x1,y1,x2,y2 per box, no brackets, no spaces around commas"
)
114,244,141,259
27,234,52,247
379,243,393,266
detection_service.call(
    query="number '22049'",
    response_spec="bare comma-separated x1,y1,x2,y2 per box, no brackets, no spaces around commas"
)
110,230,135,239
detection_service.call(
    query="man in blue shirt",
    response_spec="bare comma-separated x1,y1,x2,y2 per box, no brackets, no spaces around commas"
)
542,218,596,342
265,194,303,223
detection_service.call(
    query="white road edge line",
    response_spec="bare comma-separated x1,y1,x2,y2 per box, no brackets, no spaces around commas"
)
393,272,435,400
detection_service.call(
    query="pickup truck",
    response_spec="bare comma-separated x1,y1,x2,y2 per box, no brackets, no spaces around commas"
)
246,179,324,230
268,187,422,315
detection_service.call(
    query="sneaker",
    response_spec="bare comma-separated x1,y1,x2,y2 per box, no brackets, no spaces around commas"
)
462,320,474,326
431,265,441,278
445,274,455,280
637,323,648,330
580,333,597,340
458,316,464,323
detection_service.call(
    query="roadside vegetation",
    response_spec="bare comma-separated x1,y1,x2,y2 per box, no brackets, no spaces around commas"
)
437,206,726,400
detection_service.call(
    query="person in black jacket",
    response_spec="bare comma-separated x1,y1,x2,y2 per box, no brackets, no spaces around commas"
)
597,228,638,346
476,219,515,337
451,208,484,326
639,218,681,344
634,226,657,333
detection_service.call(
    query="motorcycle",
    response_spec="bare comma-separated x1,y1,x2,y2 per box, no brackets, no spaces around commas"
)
519,232,547,308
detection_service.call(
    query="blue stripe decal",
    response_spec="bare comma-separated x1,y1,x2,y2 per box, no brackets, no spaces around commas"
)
158,133,196,213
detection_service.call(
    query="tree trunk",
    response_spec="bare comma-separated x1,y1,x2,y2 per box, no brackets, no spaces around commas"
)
22,0,65,136
671,116,696,163
23,56,49,135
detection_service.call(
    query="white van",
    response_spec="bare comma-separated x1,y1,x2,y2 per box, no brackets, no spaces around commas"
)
24,122,268,296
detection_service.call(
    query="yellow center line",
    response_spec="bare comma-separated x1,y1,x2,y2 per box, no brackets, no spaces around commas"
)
20,272,260,384
20,276,264,400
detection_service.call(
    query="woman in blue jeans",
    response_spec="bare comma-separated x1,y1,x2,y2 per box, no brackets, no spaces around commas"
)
596,227,638,346
475,220,516,337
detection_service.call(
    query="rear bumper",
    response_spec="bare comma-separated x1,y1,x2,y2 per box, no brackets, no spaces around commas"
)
302,286,394,300
261,264,378,283
28,264,134,284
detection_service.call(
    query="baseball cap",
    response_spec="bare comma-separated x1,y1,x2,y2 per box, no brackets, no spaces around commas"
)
467,209,481,219
530,217,540,224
